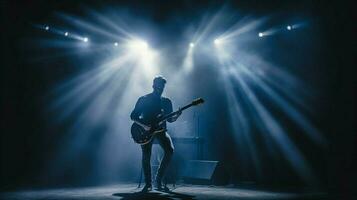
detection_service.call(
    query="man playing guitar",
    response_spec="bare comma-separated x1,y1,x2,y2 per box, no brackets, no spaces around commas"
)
130,76,181,192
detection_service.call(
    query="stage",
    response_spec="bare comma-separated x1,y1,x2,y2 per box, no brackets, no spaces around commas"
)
1,0,355,199
0,183,327,200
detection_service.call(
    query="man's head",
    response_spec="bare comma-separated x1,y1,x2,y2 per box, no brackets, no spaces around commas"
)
152,75,166,96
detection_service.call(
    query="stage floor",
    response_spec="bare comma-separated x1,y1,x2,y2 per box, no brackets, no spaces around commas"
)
0,183,327,200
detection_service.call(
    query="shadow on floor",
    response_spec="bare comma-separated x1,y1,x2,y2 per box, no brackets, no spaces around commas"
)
113,191,196,200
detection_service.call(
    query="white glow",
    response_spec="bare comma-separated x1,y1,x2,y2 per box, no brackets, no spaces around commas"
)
190,42,195,48
258,32,264,37
125,38,159,74
114,42,118,46
214,38,221,45
127,39,148,52
64,32,69,36
45,26,49,30
287,25,292,30
182,44,194,73
83,37,89,42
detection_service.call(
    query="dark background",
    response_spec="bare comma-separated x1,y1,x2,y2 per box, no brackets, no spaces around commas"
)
1,0,355,197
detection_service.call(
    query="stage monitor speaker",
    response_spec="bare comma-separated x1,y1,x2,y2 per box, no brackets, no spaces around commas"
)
182,160,229,185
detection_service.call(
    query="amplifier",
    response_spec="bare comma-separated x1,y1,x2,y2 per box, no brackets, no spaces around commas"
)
182,160,229,185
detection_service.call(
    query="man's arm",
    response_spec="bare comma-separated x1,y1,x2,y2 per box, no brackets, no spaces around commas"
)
130,97,143,121
131,97,151,130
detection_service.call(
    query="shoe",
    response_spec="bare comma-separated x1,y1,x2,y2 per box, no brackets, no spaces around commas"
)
155,179,162,190
141,184,152,193
156,181,170,192
157,185,170,192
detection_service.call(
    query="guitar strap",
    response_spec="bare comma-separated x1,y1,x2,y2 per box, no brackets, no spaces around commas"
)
158,97,165,128
159,97,165,117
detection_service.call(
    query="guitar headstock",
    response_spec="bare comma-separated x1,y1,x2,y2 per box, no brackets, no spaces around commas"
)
192,98,204,106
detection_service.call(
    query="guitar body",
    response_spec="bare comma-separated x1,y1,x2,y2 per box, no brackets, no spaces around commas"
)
131,123,165,145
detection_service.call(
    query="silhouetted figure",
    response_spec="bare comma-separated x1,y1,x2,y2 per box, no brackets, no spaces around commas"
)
131,76,181,192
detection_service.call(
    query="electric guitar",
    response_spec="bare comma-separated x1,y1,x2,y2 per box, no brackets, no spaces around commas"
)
131,98,204,145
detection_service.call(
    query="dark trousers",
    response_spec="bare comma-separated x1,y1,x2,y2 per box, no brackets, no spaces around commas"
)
141,132,174,185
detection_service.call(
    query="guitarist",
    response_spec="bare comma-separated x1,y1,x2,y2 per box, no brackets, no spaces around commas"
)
130,76,181,192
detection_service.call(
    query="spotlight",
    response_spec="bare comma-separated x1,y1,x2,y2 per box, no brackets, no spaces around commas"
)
45,26,49,31
214,38,221,45
125,38,157,70
83,37,88,42
258,32,264,37
114,42,118,46
190,42,195,48
64,32,69,36
128,39,148,52
287,25,292,30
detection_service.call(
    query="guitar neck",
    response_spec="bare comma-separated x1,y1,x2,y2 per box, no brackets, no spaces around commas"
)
159,103,194,122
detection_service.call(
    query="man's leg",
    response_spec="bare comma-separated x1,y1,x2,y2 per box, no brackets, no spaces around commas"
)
141,142,153,192
155,132,174,189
